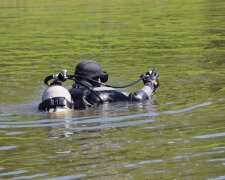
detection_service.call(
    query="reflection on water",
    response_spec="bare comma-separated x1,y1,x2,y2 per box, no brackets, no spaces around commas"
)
1,99,224,179
0,0,225,179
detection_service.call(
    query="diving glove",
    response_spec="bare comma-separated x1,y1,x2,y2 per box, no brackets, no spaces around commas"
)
140,68,159,91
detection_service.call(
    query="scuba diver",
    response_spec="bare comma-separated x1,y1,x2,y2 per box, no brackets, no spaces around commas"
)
38,60,159,112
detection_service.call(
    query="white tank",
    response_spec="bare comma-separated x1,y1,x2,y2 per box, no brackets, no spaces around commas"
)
42,85,71,102
41,85,73,112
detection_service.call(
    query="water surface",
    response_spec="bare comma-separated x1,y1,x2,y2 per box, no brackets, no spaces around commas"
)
0,0,225,179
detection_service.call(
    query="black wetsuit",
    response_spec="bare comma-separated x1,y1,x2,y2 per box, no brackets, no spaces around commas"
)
69,81,155,109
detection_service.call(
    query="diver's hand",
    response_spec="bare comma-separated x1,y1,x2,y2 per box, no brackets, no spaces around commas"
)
140,68,159,91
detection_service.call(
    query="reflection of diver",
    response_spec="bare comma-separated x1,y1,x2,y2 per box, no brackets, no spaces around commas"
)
47,100,159,138
38,60,159,112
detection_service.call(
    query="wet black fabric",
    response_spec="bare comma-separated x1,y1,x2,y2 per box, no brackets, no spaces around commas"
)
69,83,153,109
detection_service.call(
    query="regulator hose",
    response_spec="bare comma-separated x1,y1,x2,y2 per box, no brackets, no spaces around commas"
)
43,74,105,102
44,73,145,88
43,73,146,103
67,74,145,88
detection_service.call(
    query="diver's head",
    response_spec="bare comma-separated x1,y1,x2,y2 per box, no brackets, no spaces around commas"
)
74,60,108,86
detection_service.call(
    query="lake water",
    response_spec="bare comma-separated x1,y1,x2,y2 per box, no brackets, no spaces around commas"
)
0,0,225,179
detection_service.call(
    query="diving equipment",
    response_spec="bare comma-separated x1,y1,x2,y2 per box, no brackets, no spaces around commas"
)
39,66,159,111
38,85,73,112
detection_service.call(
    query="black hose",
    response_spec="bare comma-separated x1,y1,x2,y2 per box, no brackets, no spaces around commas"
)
75,80,104,103
105,78,143,88
44,74,144,89
43,74,145,103
44,74,104,102
70,75,144,89
44,75,54,86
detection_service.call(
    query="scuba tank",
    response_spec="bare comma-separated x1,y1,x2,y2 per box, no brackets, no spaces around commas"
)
38,85,73,112
38,70,73,112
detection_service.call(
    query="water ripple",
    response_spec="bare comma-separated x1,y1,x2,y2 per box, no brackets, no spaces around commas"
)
0,101,213,131
207,158,225,162
11,173,49,180
70,119,155,131
174,150,224,160
193,132,225,139
0,146,17,150
124,159,163,168
0,170,27,177
162,102,212,115
208,175,225,180
43,174,87,180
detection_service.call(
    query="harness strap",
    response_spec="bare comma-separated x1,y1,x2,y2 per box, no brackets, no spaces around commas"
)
38,97,73,111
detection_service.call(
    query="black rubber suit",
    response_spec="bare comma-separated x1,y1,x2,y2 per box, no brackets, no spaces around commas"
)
69,81,156,109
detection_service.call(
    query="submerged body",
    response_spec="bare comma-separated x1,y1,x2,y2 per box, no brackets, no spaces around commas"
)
69,82,155,109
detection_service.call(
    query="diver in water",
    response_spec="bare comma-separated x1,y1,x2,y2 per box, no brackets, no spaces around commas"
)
38,60,159,111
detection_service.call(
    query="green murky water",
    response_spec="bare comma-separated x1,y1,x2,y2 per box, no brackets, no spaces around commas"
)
0,0,225,179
